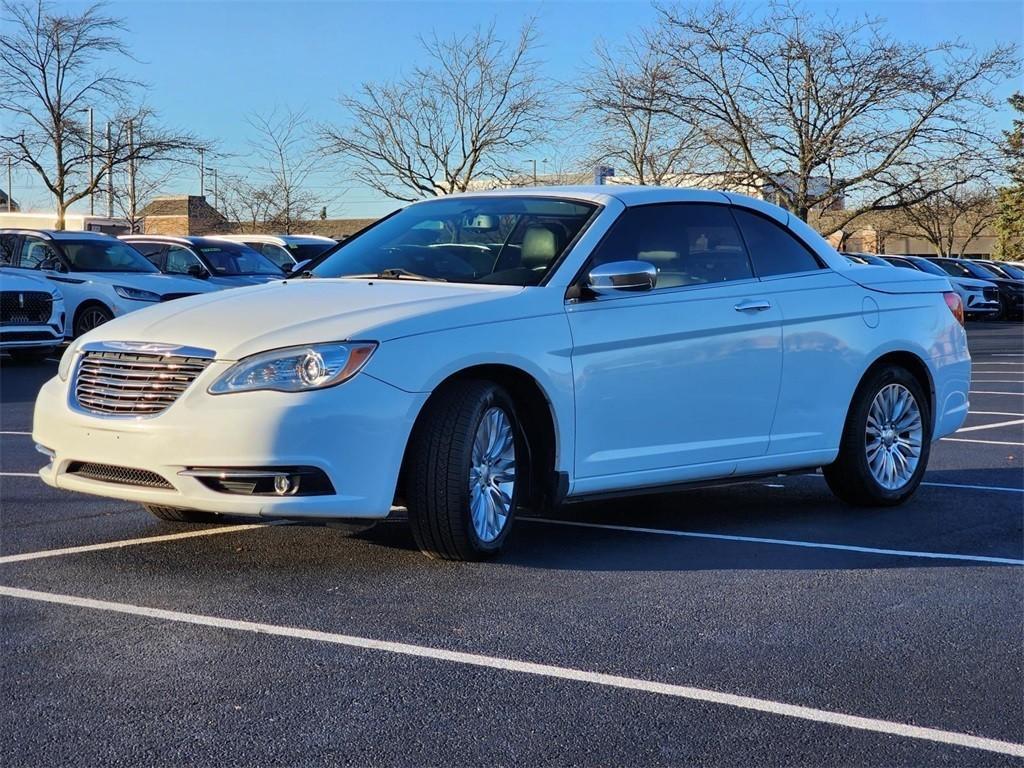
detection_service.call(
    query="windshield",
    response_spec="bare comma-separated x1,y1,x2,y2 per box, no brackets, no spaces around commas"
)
288,243,335,263
312,197,598,285
998,263,1024,279
904,258,945,276
60,240,159,273
197,243,283,275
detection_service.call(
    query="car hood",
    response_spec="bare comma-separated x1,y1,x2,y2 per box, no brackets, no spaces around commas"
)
951,276,997,290
0,269,60,296
68,271,221,296
79,278,525,359
205,274,282,287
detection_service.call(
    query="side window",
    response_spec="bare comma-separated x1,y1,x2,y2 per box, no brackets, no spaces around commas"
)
131,242,166,268
731,208,822,277
0,234,19,265
586,203,754,289
260,243,294,269
165,245,203,275
19,238,60,270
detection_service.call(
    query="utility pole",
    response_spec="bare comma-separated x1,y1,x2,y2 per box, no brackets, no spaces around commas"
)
6,156,12,212
105,122,113,218
532,159,537,184
210,167,219,211
199,148,205,198
127,119,137,232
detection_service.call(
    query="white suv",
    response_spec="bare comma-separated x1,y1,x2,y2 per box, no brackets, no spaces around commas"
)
0,270,65,361
0,229,219,338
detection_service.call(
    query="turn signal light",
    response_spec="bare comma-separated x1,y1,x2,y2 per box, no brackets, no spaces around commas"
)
944,292,964,327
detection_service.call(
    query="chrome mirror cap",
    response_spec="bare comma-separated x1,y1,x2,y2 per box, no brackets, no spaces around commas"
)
587,260,657,295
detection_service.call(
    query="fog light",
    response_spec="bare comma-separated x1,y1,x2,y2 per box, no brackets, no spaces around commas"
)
273,474,300,496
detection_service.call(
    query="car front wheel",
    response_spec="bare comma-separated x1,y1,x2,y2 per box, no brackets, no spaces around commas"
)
407,379,520,561
824,365,931,506
74,303,113,337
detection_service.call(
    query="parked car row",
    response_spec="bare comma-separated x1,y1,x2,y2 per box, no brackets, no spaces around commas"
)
842,252,1024,320
0,228,339,358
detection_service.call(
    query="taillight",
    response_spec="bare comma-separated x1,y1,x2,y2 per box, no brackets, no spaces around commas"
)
944,292,964,326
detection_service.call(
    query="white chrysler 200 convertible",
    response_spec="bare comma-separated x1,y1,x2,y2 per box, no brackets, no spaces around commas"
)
33,187,970,560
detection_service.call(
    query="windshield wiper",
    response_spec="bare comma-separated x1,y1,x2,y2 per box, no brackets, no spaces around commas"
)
347,268,446,282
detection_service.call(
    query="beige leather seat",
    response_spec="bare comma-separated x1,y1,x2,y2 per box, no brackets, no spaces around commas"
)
520,225,558,270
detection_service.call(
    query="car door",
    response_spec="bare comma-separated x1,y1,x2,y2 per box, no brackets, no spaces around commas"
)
730,206,866,455
566,202,783,486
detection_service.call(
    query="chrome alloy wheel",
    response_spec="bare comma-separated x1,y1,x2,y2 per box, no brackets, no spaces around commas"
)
469,407,516,542
865,383,923,490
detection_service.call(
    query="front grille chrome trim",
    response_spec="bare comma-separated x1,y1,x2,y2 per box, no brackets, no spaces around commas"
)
70,341,217,418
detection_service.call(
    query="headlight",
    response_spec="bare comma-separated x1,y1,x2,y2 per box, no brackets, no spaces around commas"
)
208,342,377,394
113,285,161,302
57,341,81,382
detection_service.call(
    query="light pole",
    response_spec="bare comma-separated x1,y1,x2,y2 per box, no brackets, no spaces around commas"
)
78,107,95,214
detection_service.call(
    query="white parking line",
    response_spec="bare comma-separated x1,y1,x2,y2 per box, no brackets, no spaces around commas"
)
520,517,1024,565
955,418,1024,433
941,437,1024,447
971,380,1024,384
0,585,1020,758
0,472,41,478
970,410,1024,417
921,480,1024,493
969,391,1024,396
0,523,279,565
0,431,31,435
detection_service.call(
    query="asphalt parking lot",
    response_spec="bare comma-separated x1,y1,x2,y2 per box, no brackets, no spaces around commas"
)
1,322,1021,767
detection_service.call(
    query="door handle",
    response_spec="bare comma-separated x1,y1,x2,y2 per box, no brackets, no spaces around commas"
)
734,299,772,312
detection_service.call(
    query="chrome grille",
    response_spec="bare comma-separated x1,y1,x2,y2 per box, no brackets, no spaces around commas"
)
66,461,173,489
73,350,213,416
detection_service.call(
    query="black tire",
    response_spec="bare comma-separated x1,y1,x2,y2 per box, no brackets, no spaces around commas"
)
823,365,931,506
406,379,522,561
74,303,113,338
6,347,57,363
143,504,221,524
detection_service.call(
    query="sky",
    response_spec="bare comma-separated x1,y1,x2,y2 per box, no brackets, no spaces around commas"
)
9,0,1024,219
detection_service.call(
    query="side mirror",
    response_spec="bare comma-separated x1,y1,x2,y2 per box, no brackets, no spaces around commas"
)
289,259,312,276
186,264,209,279
41,258,66,273
587,260,657,295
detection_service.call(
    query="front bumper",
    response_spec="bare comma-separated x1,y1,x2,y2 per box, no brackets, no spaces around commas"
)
32,369,427,519
0,323,64,349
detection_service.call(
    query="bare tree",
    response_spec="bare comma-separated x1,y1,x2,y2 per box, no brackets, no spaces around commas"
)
576,38,706,185
322,22,550,201
217,173,277,233
886,173,1000,257
648,1,1018,231
0,0,205,228
247,108,324,233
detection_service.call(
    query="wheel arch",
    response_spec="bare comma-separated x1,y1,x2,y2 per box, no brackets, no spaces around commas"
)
396,363,563,511
72,299,112,338
852,350,936,429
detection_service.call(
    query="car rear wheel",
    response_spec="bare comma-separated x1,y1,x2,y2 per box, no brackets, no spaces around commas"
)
406,379,520,561
824,365,931,506
74,303,112,337
143,504,221,524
